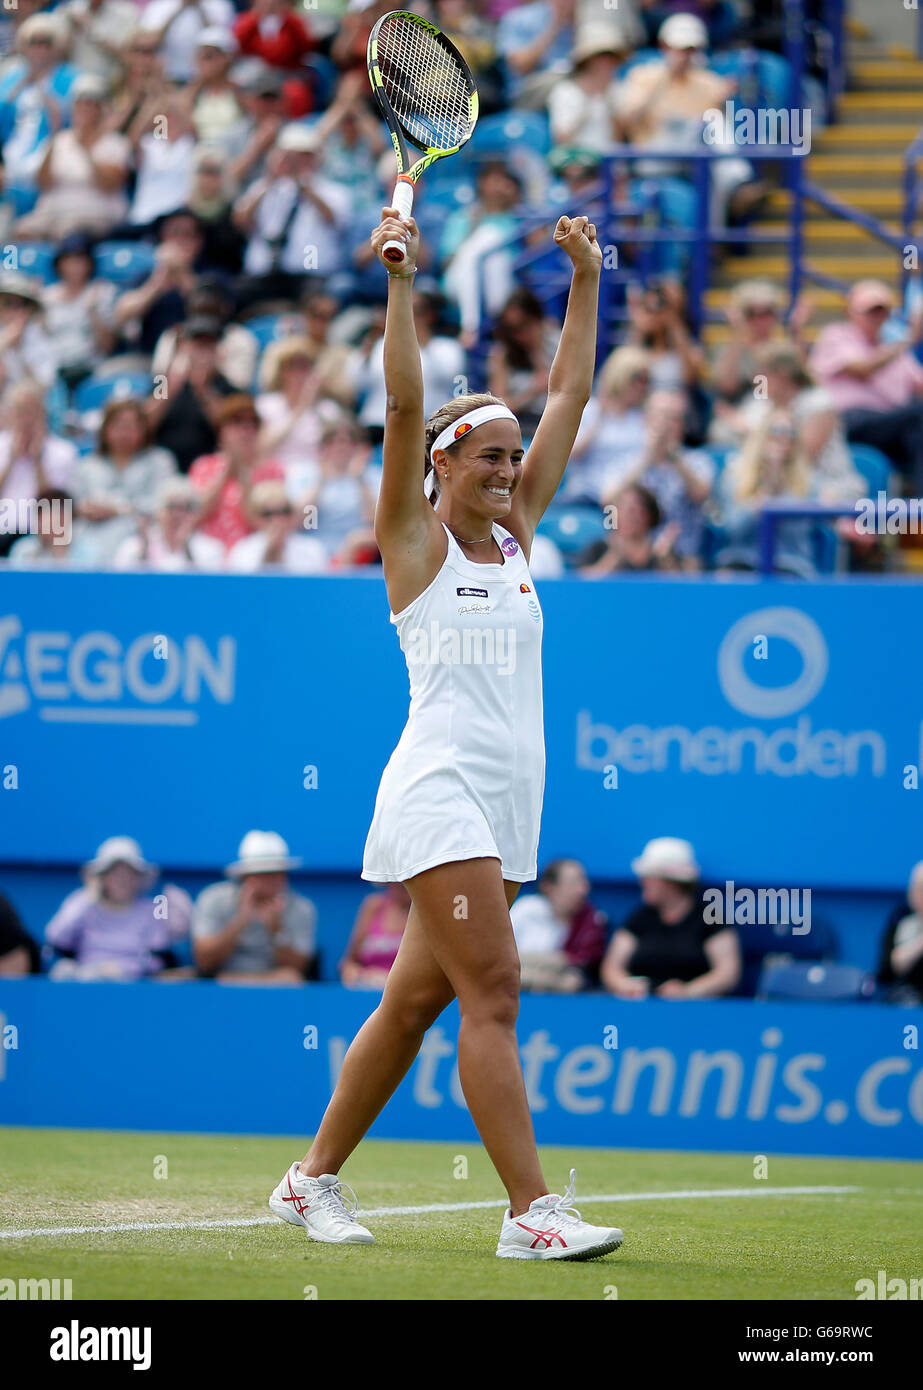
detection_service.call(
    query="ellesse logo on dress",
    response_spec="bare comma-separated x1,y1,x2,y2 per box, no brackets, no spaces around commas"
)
457,587,488,598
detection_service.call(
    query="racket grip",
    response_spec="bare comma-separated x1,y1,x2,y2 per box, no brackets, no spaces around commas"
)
383,177,415,265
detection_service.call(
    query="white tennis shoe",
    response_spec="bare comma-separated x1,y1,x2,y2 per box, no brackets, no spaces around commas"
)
269,1164,375,1244
496,1169,623,1260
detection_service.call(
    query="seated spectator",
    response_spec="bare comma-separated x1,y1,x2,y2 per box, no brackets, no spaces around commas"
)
42,234,117,390
510,858,608,992
601,389,714,569
293,416,379,559
224,62,287,188
487,288,561,441
233,0,315,78
105,27,170,141
440,161,523,340
15,74,131,240
601,837,740,999
189,27,246,148
496,0,578,107
562,344,651,503
715,409,816,578
0,271,56,389
58,0,139,83
113,475,225,571
45,836,192,982
708,280,794,413
615,12,759,228
290,286,358,408
548,26,626,153
0,382,77,557
127,92,198,227
0,890,42,974
625,277,706,404
193,830,316,985
0,14,75,218
139,0,235,86
580,481,680,575
72,396,177,562
151,280,256,393
8,488,86,567
340,881,410,990
188,393,283,550
877,860,923,1005
256,337,324,469
809,280,923,492
731,340,864,503
149,315,238,472
227,477,327,572
313,67,386,199
233,122,351,310
357,289,465,441
186,146,248,276
113,208,208,358
434,0,505,112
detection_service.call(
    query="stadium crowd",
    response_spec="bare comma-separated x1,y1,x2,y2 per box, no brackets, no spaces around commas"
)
1,833,920,1003
0,0,918,577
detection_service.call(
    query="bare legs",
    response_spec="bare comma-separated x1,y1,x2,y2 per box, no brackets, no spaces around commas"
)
300,858,547,1217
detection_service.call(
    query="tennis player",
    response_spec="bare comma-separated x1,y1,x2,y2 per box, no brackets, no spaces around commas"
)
270,206,623,1261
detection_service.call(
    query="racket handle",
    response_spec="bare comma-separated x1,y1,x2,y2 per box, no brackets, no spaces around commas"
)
383,177,415,265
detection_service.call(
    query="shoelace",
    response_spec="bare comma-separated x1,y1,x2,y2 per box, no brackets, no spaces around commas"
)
315,1178,362,1228
544,1169,583,1226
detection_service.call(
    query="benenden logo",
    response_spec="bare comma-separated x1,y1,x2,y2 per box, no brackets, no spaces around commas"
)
577,607,887,780
50,1320,151,1371
0,615,235,724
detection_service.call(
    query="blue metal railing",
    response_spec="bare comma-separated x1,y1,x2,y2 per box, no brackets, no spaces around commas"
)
756,500,887,576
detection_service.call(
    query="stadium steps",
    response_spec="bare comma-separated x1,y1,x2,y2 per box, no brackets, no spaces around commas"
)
707,40,920,321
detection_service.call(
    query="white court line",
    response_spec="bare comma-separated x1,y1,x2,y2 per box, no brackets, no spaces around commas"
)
0,1186,860,1242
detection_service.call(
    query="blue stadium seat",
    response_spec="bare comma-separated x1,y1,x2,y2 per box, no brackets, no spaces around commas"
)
849,443,892,496
757,960,877,1002
72,372,152,413
93,241,156,286
14,242,56,284
476,109,551,156
242,314,288,353
536,505,606,560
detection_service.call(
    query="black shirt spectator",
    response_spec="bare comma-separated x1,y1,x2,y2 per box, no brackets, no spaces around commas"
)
0,893,41,974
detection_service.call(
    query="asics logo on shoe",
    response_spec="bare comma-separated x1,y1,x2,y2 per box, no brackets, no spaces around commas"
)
284,1173,308,1217
515,1222,567,1250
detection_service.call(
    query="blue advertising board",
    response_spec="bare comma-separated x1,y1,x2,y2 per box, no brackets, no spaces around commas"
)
0,572,919,888
0,982,920,1159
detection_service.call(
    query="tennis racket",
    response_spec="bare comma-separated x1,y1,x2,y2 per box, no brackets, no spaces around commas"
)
367,9,479,266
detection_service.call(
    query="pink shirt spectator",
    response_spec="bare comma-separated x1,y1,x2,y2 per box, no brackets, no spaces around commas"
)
809,322,923,412
188,454,284,551
45,885,193,980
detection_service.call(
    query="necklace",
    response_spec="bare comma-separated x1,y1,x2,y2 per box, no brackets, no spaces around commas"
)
447,525,494,542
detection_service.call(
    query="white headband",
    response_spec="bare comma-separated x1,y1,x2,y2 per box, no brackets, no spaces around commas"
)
428,403,518,466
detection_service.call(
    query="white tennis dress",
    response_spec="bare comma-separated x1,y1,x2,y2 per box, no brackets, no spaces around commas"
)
362,521,545,884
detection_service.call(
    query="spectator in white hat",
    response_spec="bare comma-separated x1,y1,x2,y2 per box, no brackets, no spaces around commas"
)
192,831,317,984
601,837,740,999
190,27,247,148
615,12,758,228
45,836,193,981
139,0,235,85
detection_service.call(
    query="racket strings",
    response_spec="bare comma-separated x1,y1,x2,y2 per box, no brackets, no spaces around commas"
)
377,16,472,150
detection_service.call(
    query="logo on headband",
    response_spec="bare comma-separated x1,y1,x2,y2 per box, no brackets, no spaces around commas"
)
454,423,473,440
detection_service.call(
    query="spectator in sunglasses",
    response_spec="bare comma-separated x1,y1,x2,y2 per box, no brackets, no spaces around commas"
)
113,475,224,571
227,477,328,572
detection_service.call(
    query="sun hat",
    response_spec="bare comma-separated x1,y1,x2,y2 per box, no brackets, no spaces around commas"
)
84,836,157,882
631,837,700,882
225,830,302,877
659,13,708,50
